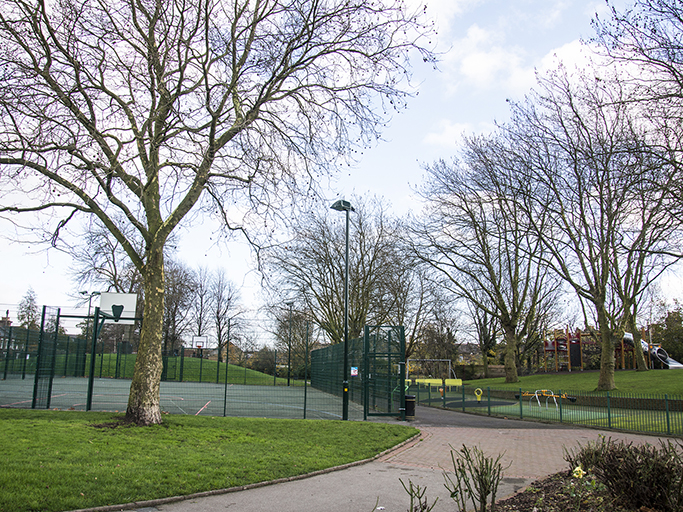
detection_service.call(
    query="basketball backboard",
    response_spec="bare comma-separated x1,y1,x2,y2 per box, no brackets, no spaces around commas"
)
99,293,138,325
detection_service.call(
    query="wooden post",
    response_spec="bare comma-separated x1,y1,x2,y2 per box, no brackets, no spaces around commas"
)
554,330,559,372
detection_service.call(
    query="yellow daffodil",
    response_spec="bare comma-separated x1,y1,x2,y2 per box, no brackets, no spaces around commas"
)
573,466,586,479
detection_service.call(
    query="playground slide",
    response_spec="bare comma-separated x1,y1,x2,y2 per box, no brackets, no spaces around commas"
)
621,333,683,369
622,334,683,369
647,343,683,369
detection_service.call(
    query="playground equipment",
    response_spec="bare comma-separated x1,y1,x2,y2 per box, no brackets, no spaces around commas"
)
545,328,683,371
622,332,683,370
474,387,483,403
543,329,594,372
649,345,683,369
515,389,577,410
407,358,457,381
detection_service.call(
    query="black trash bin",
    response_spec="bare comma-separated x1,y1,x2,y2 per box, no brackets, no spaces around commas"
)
404,395,416,420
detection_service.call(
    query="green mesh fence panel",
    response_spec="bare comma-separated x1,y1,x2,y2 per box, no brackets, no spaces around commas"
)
309,325,406,419
32,307,59,409
363,325,405,418
1,326,41,380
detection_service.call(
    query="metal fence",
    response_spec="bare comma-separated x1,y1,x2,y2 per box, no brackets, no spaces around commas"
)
412,382,683,436
0,311,364,420
310,325,406,420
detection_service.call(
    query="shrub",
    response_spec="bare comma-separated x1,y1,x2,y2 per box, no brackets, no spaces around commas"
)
444,444,510,512
565,437,683,512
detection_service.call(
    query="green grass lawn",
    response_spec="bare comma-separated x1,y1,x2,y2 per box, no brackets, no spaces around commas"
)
89,353,299,385
0,409,417,512
464,369,683,396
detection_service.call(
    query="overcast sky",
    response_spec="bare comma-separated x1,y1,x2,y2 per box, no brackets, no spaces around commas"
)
8,0,673,333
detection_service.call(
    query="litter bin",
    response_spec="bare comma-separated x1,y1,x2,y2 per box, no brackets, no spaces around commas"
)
404,395,416,421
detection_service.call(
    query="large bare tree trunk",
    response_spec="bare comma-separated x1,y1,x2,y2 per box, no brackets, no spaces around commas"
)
503,324,519,383
126,249,165,425
596,308,616,391
626,314,649,371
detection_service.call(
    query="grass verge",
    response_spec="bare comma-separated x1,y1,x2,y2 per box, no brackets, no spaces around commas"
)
0,409,417,512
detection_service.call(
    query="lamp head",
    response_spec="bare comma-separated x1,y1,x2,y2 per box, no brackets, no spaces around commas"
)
330,199,354,212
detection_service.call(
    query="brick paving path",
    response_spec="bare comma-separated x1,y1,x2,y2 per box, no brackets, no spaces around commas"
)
381,425,669,479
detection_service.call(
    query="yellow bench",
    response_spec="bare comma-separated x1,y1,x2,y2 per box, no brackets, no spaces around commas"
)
414,378,462,387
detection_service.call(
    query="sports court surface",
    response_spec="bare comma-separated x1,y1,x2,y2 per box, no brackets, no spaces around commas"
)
0,376,364,420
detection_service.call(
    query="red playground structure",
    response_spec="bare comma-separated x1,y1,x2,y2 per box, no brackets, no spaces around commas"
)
543,329,593,372
543,328,683,372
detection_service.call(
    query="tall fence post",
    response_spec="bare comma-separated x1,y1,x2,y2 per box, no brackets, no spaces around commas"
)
559,389,563,423
179,346,185,382
22,328,30,379
461,385,465,412
363,326,370,421
666,394,671,435
303,322,309,420
2,326,11,380
199,349,204,382
223,354,229,418
487,387,491,416
86,307,101,411
31,306,47,409
519,388,523,419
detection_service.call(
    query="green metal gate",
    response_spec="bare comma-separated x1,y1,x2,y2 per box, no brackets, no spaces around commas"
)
309,325,406,420
363,325,406,420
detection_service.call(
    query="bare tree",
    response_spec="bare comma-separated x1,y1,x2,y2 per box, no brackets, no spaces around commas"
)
382,262,440,358
412,134,558,383
191,266,213,340
505,68,669,389
272,305,318,381
468,297,498,379
0,0,433,424
211,268,240,363
265,197,406,344
592,0,683,369
69,221,143,295
162,260,195,353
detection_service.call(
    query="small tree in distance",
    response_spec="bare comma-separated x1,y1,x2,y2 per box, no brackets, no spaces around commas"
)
18,288,40,330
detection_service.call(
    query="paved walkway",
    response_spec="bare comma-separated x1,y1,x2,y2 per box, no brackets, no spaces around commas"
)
128,407,669,512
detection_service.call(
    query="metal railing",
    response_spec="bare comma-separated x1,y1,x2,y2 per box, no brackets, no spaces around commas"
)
411,382,683,436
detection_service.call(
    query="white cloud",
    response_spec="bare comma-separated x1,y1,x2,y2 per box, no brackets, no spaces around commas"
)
411,0,483,19
443,24,536,95
537,39,596,74
423,118,497,149
405,0,485,34
527,0,572,31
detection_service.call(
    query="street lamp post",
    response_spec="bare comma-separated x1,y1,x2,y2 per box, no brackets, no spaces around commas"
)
331,199,354,421
80,291,101,342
